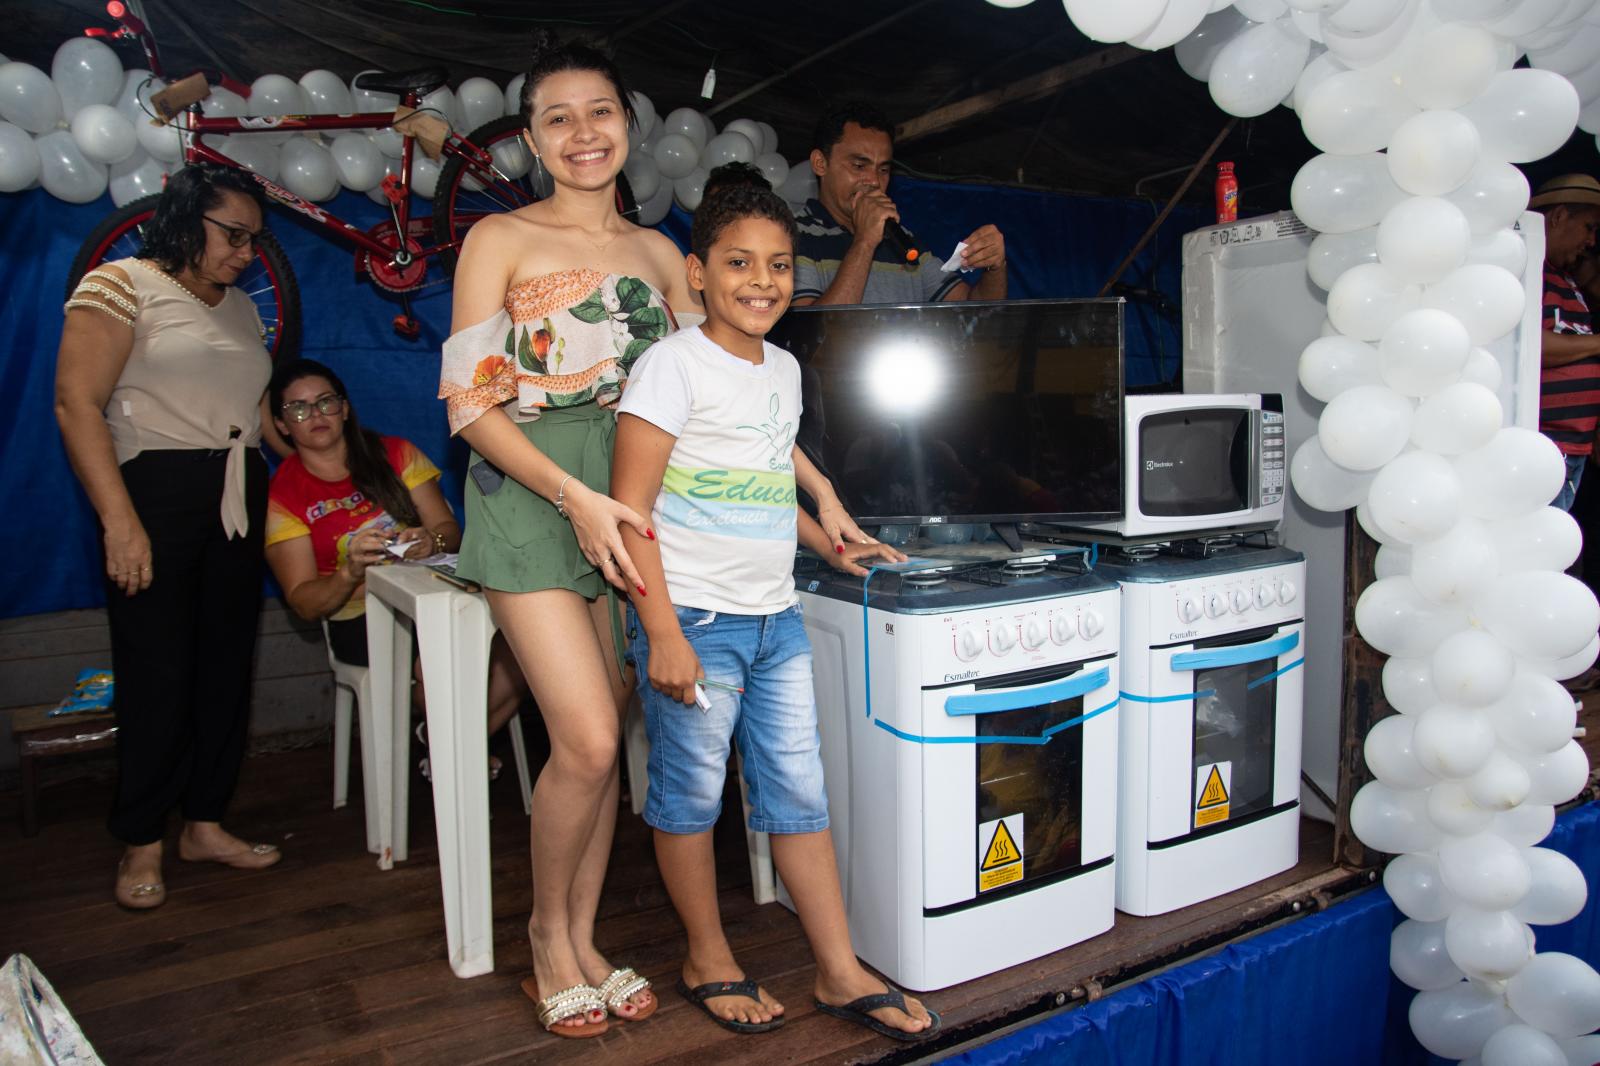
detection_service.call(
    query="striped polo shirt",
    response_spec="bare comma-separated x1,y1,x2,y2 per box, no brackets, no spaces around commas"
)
793,198,962,305
1539,269,1599,456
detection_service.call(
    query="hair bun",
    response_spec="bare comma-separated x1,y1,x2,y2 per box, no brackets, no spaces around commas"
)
528,28,562,61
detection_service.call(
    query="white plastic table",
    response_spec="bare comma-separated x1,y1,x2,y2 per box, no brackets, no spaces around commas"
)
364,562,499,978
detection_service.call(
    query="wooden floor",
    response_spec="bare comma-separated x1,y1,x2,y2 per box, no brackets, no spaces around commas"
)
0,726,1365,1066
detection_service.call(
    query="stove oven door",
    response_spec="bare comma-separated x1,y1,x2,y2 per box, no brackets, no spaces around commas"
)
1143,623,1304,846
918,655,1119,912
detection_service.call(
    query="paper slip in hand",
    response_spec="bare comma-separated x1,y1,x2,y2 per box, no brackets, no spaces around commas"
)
384,541,411,559
941,241,968,272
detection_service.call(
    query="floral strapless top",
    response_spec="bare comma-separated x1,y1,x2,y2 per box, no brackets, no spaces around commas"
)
439,269,677,435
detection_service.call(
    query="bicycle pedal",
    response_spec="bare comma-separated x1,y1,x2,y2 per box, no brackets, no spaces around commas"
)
392,314,421,339
380,174,404,205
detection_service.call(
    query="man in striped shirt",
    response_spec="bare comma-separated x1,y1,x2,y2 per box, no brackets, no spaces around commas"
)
1533,174,1600,511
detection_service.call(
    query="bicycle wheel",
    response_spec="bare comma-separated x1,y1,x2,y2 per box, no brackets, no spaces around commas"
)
67,194,304,360
432,114,637,276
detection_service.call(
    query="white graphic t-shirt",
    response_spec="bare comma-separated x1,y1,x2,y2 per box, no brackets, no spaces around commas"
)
617,326,801,615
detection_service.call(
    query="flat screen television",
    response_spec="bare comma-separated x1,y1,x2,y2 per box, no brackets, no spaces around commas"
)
768,298,1124,529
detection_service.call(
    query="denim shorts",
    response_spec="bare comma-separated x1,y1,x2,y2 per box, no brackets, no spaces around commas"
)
627,603,829,835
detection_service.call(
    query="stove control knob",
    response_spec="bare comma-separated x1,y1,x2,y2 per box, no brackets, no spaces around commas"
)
1278,579,1298,606
1255,581,1277,610
955,624,984,661
1022,616,1048,651
1205,592,1228,619
1231,589,1251,614
1079,608,1105,640
1050,614,1076,644
1178,597,1202,624
991,623,1018,655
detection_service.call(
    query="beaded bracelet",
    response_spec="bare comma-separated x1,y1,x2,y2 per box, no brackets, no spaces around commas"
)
554,474,576,520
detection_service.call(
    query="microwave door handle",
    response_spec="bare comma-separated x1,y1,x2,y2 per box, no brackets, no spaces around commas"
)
944,665,1111,717
1169,631,1299,673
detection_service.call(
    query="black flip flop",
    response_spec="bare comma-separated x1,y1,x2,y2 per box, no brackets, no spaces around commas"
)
675,977,786,1034
815,988,942,1043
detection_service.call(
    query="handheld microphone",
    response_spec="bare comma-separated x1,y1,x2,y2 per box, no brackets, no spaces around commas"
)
880,218,920,263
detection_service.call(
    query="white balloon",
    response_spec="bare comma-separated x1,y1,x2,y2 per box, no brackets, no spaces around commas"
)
1408,980,1519,1060
1488,0,1573,40
51,37,122,115
754,151,789,189
1432,629,1515,706
412,153,440,200
107,148,165,207
1521,633,1600,682
1061,0,1169,41
1379,306,1472,395
1459,68,1581,162
0,119,40,192
1446,160,1531,237
1290,435,1379,510
1322,0,1422,68
329,132,383,191
1488,670,1579,755
720,119,765,155
703,130,756,168
1414,703,1499,778
34,129,107,203
1460,347,1504,392
453,77,502,133
1323,0,1408,35
70,103,136,165
1307,227,1379,291
1412,517,1500,605
1393,919,1468,990
1365,713,1440,787
1482,1024,1567,1066
1209,18,1313,117
1514,740,1591,805
1490,507,1582,574
635,181,674,226
221,134,280,183
1299,67,1417,153
1235,0,1289,19
298,70,353,116
1128,0,1212,49
1293,49,1350,112
1412,383,1503,456
1355,576,1469,656
1349,779,1441,853
673,167,708,211
1299,335,1384,401
1455,427,1567,520
1506,953,1600,1039
1329,263,1423,341
1493,803,1556,847
1358,499,1405,544
1388,855,1465,929
419,85,461,132
279,139,338,201
661,106,710,149
1318,384,1413,469
1424,264,1528,347
755,121,779,155
1466,227,1528,277
505,74,526,119
1429,779,1495,833
1400,22,1502,108
250,74,308,118
1368,450,1462,542
627,90,656,138
1176,7,1254,81
778,165,818,208
203,84,248,119
1513,847,1587,925
622,151,661,202
1465,749,1533,810
1560,1035,1600,1066
1386,111,1481,198
1439,830,1532,909
1475,571,1600,660
1383,656,1437,714
653,132,699,180
1290,152,1404,234
1445,906,1535,980
0,62,64,134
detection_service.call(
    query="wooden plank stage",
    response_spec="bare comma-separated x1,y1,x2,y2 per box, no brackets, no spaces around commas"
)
0,722,1383,1066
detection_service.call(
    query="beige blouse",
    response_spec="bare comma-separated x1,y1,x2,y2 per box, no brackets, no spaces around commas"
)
65,258,271,537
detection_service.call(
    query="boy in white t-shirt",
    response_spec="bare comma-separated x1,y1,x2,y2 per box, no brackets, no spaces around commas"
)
613,171,939,1042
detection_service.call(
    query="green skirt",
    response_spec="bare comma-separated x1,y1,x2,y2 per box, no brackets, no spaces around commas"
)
457,401,614,599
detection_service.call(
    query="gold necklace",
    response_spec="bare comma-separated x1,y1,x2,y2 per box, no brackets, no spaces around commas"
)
554,209,622,255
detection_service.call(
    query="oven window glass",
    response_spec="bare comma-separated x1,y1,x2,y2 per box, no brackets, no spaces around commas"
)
1192,653,1278,825
975,697,1084,888
1138,408,1250,517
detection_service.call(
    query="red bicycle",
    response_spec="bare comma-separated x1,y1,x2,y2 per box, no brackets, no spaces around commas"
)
67,1,634,357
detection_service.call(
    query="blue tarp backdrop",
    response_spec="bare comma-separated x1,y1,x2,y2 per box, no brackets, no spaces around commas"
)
0,177,1204,619
946,800,1600,1066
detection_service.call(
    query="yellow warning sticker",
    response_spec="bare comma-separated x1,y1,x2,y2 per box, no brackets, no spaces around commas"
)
978,815,1024,892
1195,761,1232,828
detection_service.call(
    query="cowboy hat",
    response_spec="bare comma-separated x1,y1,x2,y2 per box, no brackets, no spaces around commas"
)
1530,173,1600,210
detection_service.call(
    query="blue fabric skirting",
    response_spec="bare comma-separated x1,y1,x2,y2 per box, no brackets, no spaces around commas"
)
949,801,1600,1066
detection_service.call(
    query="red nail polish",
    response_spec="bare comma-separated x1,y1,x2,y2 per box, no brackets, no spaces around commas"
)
836,545,845,554
637,585,647,596
646,528,656,540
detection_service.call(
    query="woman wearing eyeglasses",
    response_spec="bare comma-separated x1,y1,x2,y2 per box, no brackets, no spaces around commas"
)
55,164,290,910
261,359,527,759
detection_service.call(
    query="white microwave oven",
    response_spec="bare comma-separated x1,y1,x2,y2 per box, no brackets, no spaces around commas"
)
1069,392,1285,539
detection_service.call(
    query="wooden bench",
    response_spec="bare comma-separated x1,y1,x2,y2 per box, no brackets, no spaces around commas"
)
10,703,117,836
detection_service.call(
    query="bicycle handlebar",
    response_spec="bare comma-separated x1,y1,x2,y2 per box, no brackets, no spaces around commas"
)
98,1,164,78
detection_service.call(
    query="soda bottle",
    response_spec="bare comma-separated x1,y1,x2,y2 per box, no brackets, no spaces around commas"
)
1216,161,1238,224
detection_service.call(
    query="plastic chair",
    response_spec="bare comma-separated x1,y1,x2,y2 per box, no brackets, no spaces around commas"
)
324,621,382,856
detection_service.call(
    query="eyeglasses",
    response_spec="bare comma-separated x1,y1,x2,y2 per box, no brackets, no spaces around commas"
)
280,393,346,423
204,215,265,249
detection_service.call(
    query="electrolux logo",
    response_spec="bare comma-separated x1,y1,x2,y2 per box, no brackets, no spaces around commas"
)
944,670,980,683
1145,459,1176,471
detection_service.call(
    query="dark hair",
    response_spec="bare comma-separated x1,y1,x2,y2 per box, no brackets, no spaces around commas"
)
137,164,267,275
267,359,421,529
810,101,894,157
519,29,637,131
691,165,797,261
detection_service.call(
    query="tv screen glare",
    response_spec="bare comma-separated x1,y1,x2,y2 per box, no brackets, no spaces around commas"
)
768,298,1124,526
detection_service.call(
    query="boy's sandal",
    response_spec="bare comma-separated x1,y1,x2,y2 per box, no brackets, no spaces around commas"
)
815,988,943,1043
522,979,609,1039
598,967,656,1022
675,977,785,1034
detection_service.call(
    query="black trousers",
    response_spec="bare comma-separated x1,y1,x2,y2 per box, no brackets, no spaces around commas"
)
105,449,267,846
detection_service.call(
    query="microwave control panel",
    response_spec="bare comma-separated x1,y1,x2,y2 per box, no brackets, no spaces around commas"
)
1259,407,1285,506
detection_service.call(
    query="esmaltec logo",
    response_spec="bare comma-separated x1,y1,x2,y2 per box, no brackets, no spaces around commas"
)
944,670,980,683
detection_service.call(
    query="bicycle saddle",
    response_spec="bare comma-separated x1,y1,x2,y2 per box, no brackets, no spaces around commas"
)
353,68,448,98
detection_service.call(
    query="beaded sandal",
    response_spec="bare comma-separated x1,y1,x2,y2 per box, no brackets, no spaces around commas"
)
597,967,656,1022
523,979,609,1039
